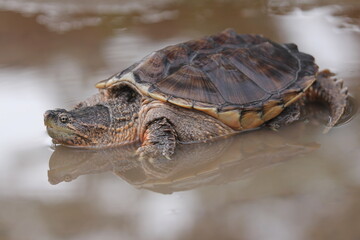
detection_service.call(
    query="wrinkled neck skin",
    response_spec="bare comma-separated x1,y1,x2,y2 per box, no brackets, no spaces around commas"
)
82,92,141,147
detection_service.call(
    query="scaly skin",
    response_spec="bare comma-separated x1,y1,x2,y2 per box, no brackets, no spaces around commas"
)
44,70,348,160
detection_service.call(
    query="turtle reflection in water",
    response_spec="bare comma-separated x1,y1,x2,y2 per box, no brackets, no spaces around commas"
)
44,29,348,160
48,129,318,193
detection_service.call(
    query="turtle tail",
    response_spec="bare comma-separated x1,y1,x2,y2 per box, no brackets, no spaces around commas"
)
305,69,348,133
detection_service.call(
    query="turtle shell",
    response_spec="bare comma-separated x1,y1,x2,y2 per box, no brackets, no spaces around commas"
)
96,29,318,130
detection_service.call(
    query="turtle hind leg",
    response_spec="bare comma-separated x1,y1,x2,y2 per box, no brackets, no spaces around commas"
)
266,103,301,130
306,69,348,132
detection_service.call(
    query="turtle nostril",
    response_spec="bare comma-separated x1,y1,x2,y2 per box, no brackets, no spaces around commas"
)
44,110,54,120
44,110,57,126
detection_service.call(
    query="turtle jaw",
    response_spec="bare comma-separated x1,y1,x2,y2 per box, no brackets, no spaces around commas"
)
46,126,79,145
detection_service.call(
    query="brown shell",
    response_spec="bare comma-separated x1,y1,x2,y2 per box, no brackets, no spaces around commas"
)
96,29,318,130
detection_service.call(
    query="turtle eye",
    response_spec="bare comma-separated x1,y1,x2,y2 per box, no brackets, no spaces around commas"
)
59,114,69,123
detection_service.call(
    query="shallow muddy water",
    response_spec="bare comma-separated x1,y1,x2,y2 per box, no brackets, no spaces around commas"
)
1,0,360,239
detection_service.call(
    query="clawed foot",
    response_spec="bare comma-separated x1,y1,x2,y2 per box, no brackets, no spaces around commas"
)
136,118,177,162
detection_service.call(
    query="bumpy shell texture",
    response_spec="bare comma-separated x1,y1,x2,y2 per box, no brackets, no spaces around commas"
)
97,29,318,130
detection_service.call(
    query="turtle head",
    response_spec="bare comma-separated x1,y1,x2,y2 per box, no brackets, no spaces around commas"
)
44,85,142,147
44,105,111,146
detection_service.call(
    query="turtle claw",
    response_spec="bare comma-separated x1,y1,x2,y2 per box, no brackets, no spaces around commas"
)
269,127,279,132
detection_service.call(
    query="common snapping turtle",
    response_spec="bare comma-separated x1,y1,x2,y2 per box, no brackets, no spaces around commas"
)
44,29,348,159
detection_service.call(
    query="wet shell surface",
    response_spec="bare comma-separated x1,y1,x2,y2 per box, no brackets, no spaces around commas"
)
96,29,318,130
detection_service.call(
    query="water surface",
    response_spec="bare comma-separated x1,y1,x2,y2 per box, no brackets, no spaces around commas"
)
1,0,360,239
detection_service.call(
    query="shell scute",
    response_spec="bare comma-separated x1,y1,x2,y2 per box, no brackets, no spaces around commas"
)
132,52,166,84
211,28,239,45
162,44,190,75
240,111,264,129
225,43,299,93
186,38,216,52
156,65,225,104
203,53,268,104
218,110,241,129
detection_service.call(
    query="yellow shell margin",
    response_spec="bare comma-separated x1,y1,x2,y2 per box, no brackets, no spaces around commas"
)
95,72,317,131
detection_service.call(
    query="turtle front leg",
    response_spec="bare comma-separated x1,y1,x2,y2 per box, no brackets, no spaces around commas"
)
137,118,177,161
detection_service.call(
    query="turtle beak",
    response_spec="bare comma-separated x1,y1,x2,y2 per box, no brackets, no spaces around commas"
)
44,110,56,127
